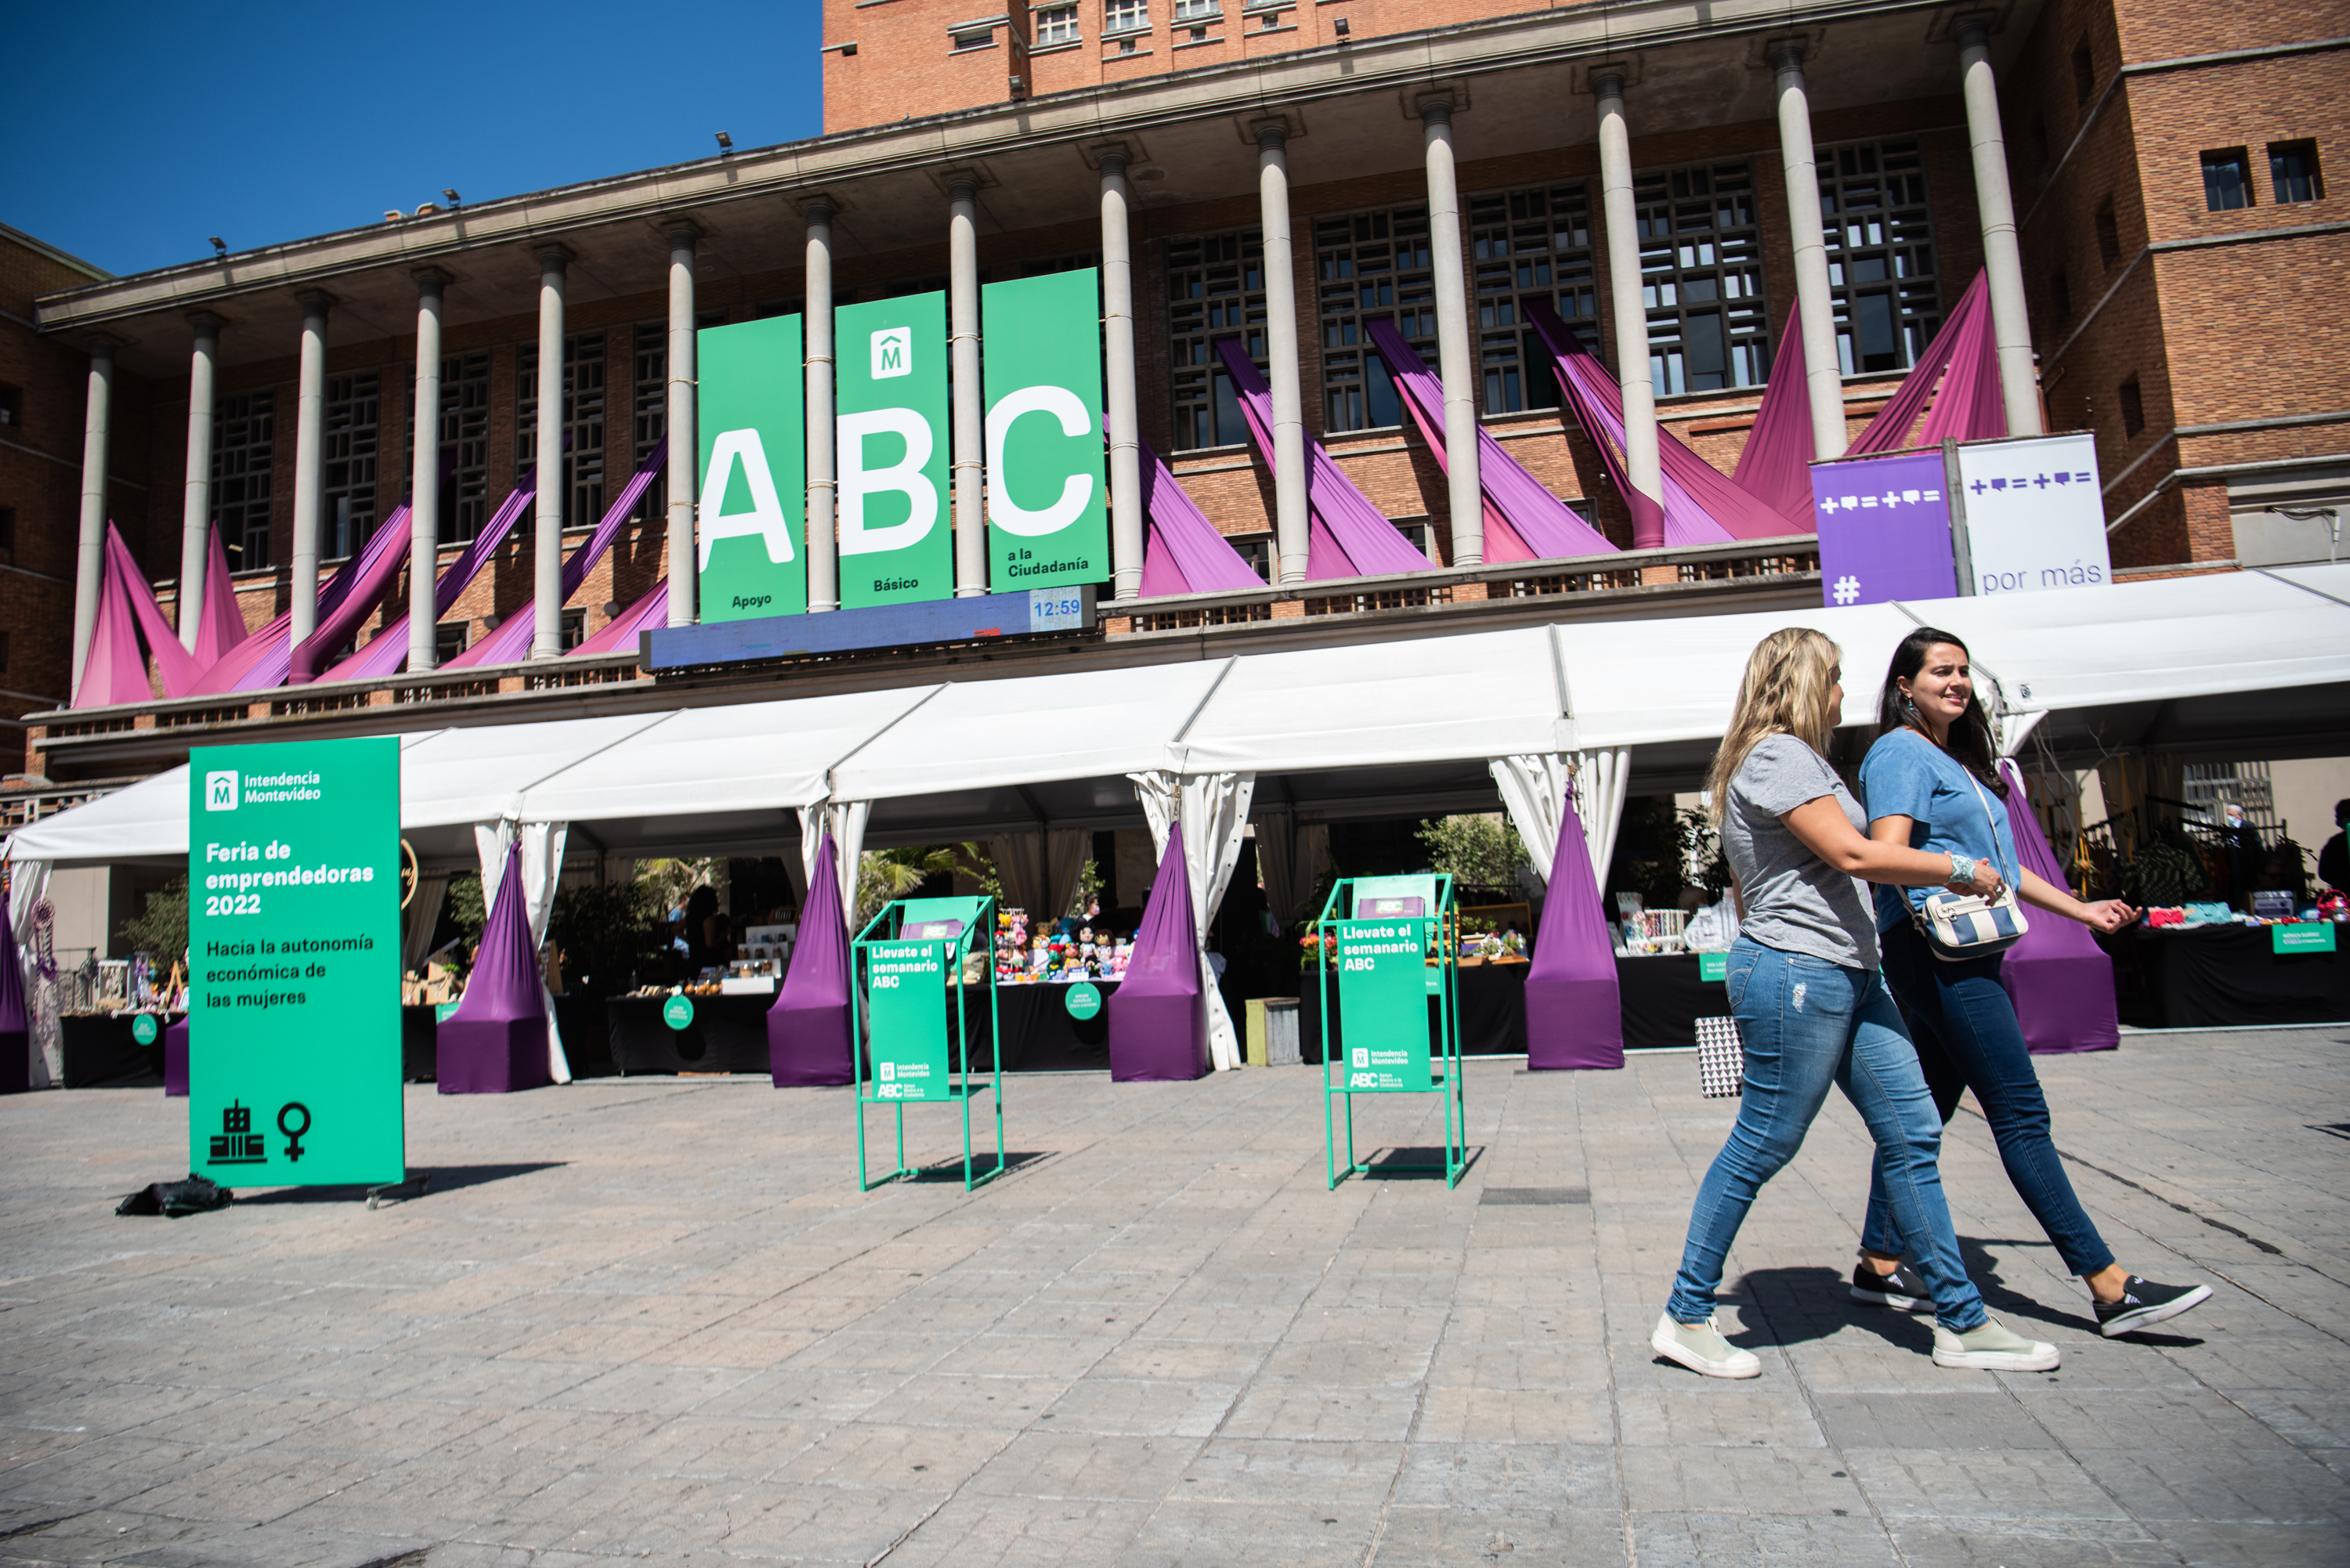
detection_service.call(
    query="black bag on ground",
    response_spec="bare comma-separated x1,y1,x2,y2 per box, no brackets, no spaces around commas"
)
116,1174,233,1217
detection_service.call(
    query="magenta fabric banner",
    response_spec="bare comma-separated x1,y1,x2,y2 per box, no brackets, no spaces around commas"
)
1851,270,1999,454
1997,761,2120,1054
1137,434,1265,596
189,504,414,695
1524,786,1623,1071
569,580,669,656
323,477,538,682
1731,309,1821,529
1810,448,1959,609
446,453,666,669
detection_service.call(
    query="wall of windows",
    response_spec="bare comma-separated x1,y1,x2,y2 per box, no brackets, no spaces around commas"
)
211,390,273,569
1469,183,1599,413
1635,161,1770,395
517,332,606,529
1167,229,1265,450
1820,139,1941,374
631,325,667,525
439,352,491,541
321,370,379,560
1314,207,1434,433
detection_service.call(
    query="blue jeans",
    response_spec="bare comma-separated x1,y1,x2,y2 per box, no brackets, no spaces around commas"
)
1667,938,1990,1332
1863,919,2117,1277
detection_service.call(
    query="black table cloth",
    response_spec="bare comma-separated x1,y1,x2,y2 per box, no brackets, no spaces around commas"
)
2121,927,2350,1028
607,994,776,1075
60,1014,164,1088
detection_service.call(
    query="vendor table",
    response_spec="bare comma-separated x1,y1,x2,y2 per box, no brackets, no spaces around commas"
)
1299,957,1724,1061
60,1013,169,1088
2120,926,2350,1028
607,994,776,1074
979,981,1116,1071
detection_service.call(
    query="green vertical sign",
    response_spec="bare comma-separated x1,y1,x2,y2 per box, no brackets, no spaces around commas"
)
866,939,952,1100
982,268,1107,591
697,314,808,622
188,737,403,1185
837,292,951,608
1334,916,1432,1092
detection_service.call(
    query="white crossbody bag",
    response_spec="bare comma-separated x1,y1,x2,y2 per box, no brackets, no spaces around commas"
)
1914,771,2029,962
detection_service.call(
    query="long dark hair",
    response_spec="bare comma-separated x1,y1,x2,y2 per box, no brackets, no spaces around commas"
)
1877,627,2008,798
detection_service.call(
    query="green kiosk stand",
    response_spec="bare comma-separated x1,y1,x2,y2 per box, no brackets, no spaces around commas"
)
1314,874,1467,1189
851,894,1007,1192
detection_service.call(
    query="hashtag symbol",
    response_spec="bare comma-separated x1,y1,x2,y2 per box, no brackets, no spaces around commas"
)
1832,575,1861,605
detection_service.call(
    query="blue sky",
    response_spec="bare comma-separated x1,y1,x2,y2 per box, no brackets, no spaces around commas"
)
5,2,826,278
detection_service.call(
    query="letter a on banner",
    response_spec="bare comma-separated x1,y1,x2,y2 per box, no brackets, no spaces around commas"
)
983,268,1107,590
837,292,953,607
697,315,808,622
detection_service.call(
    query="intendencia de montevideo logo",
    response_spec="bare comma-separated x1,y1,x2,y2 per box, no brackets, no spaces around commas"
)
205,769,324,810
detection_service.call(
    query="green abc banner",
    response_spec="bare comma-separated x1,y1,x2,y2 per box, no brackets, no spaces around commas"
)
187,736,404,1186
1334,916,1434,1093
697,314,808,622
836,292,953,608
866,940,952,1100
982,269,1107,590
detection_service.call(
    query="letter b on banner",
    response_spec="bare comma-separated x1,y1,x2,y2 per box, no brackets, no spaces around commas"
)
698,315,808,622
837,293,952,607
983,269,1107,590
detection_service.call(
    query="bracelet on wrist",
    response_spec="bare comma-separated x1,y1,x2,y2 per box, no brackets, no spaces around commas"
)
1947,851,1976,886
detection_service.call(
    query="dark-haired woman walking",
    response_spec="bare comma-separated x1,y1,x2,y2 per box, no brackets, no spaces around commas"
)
1851,629,2212,1338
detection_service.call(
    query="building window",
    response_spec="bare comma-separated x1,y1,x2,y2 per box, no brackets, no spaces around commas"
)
2270,139,2324,204
1469,183,1598,414
1635,161,1769,396
1173,0,1218,18
2070,41,2095,107
1820,139,1941,375
434,620,468,664
2094,199,2120,268
439,353,491,542
2049,267,2071,323
212,390,274,569
1033,3,1079,43
560,608,587,650
1104,0,1148,34
0,504,13,555
2201,148,2254,211
949,24,995,50
321,371,379,561
631,325,667,526
517,332,607,529
1314,207,1434,433
0,629,9,673
1167,229,1266,450
0,383,19,427
1228,534,1272,583
2118,376,2145,437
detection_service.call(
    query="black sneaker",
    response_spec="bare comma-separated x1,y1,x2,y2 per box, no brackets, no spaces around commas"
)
2095,1277,2213,1337
1850,1260,1933,1313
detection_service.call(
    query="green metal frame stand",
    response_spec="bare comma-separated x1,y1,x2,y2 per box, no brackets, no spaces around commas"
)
851,894,1007,1193
1318,873,1467,1190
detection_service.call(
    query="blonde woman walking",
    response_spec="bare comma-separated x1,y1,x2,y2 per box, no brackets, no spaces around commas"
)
1654,628,2059,1379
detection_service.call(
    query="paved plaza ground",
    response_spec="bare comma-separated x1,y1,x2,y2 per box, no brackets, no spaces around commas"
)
2,1027,2347,1567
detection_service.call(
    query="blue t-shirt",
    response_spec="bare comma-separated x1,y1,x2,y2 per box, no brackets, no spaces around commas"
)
1857,728,2020,933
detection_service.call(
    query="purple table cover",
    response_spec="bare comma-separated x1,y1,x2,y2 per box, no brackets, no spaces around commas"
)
1524,786,1624,1070
770,831,855,1086
1997,760,2119,1054
0,891,27,1095
164,1016,189,1098
437,841,551,1093
1108,826,1206,1082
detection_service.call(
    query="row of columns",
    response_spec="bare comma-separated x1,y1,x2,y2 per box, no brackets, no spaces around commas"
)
85,23,2040,686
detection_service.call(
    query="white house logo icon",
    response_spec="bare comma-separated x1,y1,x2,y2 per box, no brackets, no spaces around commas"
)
204,771,239,811
871,327,912,380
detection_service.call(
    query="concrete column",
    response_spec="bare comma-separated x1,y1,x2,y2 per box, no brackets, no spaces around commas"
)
1958,16,2044,436
70,335,116,692
666,226,699,626
1771,44,1849,461
408,269,446,673
1099,152,1144,600
178,313,221,650
948,175,986,597
1420,97,1482,566
1593,72,1664,547
803,201,840,613
289,291,331,653
1256,125,1309,585
532,245,569,659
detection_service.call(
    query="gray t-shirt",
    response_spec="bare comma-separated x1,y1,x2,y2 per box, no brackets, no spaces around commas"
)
1721,733,1880,969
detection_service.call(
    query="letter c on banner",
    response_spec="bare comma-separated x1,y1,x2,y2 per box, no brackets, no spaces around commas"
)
838,408,938,555
985,385,1097,537
697,428,797,569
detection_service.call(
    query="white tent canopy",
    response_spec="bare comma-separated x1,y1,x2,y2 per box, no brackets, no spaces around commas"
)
11,565,2348,872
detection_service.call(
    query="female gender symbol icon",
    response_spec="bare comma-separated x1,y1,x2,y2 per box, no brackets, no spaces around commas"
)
277,1102,312,1162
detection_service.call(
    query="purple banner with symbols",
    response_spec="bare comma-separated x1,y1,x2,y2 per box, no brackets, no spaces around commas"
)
1810,449,1958,609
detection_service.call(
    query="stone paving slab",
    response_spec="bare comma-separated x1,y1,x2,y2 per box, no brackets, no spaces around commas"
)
2,1028,2348,1566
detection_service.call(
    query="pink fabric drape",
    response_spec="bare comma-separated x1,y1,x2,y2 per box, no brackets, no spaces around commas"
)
1107,822,1208,1082
1365,319,1618,558
288,501,430,682
769,831,854,1086
1213,340,1430,580
1523,784,1623,1071
1137,433,1266,596
322,475,539,682
445,452,666,670
73,526,196,706
187,503,414,695
1851,270,2005,453
569,580,669,656
1996,761,2120,1054
436,841,551,1094
110,525,204,697
193,526,248,668
1731,309,1821,529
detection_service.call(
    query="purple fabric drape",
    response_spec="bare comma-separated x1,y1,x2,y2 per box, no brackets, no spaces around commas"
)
1108,825,1207,1082
322,476,538,682
1524,785,1624,1071
102,526,206,699
1852,270,2001,454
1366,320,1618,559
194,526,248,669
289,498,429,683
1996,761,2119,1055
1213,341,1431,580
445,453,667,670
71,532,156,708
1916,276,2006,448
164,1015,188,1098
770,831,855,1086
188,503,414,695
0,891,27,1095
569,580,669,656
1527,301,1799,547
1137,434,1267,596
437,842,551,1093
1731,309,1822,529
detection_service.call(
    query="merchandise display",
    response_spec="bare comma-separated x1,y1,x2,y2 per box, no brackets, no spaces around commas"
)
993,907,1133,984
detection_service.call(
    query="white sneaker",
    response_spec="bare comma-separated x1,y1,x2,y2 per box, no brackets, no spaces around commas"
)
1932,1315,2061,1372
1651,1312,1762,1379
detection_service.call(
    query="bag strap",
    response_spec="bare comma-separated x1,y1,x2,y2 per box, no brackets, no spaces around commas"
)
1961,768,2016,887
